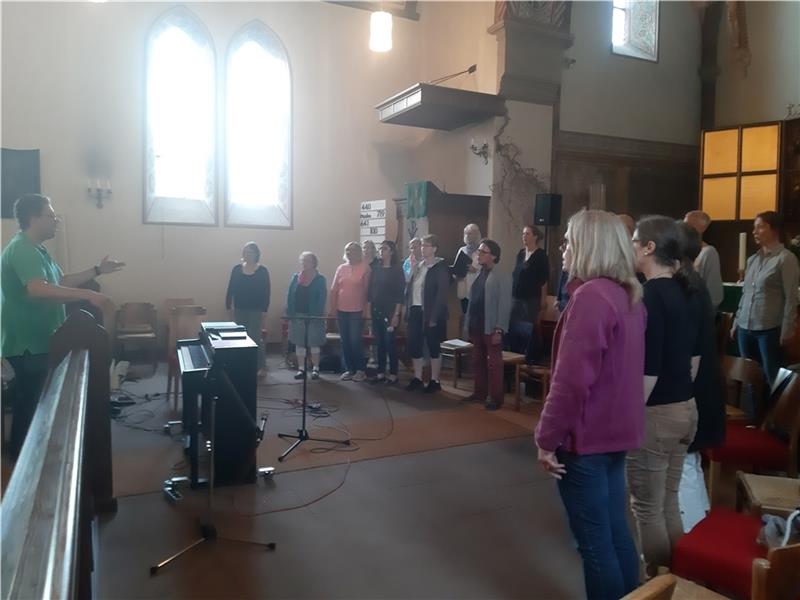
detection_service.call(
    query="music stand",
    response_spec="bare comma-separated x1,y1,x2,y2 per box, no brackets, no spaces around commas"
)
278,314,350,462
150,384,276,575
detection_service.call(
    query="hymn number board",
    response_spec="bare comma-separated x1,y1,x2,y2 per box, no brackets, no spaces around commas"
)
359,200,387,246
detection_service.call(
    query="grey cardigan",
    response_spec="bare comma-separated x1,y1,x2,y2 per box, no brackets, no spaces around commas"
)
463,267,512,337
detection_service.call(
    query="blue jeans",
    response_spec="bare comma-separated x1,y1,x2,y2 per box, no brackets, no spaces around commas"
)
737,327,782,387
556,450,640,600
337,311,365,373
372,309,398,376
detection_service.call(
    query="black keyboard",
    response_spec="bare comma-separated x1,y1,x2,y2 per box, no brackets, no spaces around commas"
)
178,342,210,372
189,344,209,369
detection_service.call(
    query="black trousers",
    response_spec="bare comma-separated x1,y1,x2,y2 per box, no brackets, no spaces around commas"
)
6,352,49,458
407,306,446,359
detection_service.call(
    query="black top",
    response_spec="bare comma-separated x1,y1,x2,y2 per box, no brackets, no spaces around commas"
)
512,248,549,303
369,265,405,316
225,264,271,312
468,269,488,333
405,260,451,322
643,277,693,407
687,272,725,451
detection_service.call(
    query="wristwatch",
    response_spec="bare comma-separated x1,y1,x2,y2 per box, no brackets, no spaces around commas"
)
94,265,101,277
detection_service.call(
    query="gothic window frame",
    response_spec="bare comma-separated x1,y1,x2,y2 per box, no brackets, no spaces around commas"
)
144,7,218,226
223,20,293,230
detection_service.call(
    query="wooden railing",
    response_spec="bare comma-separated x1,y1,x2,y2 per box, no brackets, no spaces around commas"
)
1,309,115,600
1,350,90,600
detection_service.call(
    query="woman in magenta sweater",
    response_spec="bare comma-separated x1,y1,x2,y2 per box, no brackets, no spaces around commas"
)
535,209,646,600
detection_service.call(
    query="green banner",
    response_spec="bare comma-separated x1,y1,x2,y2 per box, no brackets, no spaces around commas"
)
404,181,428,219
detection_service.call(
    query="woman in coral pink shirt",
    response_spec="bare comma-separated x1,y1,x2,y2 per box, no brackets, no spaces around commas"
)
535,209,647,600
329,242,371,382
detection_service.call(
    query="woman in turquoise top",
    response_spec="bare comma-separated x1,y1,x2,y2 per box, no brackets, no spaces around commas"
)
287,251,327,380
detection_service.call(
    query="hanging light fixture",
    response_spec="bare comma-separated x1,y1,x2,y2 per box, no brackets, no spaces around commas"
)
369,10,392,52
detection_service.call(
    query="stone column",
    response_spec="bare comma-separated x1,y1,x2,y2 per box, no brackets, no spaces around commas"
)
487,15,574,271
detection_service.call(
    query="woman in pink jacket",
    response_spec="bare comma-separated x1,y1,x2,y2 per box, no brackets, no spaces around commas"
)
535,209,647,600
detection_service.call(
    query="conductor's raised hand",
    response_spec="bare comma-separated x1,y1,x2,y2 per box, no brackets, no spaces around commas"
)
98,255,125,275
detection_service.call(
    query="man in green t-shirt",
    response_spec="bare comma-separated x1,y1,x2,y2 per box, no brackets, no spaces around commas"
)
1,193,124,457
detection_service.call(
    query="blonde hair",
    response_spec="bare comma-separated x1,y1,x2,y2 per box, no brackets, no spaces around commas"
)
343,241,363,263
566,209,642,304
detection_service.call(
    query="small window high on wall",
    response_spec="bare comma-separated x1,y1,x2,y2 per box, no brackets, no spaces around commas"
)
612,0,659,62
145,8,217,225
225,21,292,228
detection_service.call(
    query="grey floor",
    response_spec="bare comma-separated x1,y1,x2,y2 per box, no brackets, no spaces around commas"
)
98,359,585,600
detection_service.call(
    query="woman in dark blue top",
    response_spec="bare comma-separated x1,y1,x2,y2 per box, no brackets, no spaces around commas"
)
226,242,270,373
368,241,406,383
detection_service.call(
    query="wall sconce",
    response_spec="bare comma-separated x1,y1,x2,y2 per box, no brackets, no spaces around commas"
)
369,11,392,52
470,138,489,165
88,178,111,208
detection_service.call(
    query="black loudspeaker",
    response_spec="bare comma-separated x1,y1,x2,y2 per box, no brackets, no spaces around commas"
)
534,193,562,227
2,148,41,219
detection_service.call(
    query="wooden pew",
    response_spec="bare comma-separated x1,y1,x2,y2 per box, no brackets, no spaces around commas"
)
1,310,114,600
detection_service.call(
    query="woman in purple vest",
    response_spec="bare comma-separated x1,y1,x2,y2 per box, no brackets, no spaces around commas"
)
535,209,647,600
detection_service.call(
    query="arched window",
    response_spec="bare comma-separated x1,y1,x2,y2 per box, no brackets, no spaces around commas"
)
225,21,292,228
145,8,216,225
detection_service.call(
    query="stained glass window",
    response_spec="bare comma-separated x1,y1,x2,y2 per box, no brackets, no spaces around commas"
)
612,0,659,62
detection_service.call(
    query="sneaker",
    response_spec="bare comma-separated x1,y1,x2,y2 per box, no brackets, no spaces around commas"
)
485,400,503,411
385,376,398,385
405,377,424,391
294,370,306,380
352,371,367,382
372,374,386,384
311,369,320,380
424,380,441,394
340,371,354,381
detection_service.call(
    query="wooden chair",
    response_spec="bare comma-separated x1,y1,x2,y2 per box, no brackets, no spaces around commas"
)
166,305,206,410
621,574,676,600
115,303,157,364
162,298,194,357
751,543,800,600
721,355,766,424
707,369,800,504
515,363,550,411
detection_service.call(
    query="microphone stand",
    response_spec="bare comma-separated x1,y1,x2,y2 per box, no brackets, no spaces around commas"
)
278,314,350,462
150,386,276,575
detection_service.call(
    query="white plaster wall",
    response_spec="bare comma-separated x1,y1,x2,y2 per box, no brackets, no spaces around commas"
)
715,1,800,126
1,1,426,338
560,0,702,144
